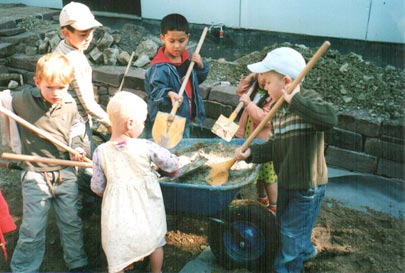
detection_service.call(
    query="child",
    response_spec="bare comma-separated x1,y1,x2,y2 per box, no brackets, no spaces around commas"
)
0,189,16,262
90,91,179,273
10,53,89,272
235,71,278,214
54,1,111,156
144,13,209,137
234,47,337,272
54,1,111,216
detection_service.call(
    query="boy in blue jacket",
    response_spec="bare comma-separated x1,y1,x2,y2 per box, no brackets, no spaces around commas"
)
144,13,209,137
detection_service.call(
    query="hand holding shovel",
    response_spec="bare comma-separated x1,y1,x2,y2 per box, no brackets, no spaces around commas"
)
207,41,331,186
211,81,257,141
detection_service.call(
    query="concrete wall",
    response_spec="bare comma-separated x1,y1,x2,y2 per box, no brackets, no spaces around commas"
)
1,0,404,43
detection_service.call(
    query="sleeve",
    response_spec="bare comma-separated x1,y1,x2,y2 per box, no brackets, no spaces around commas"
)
195,59,209,84
90,147,107,196
236,73,256,96
146,140,179,176
70,67,111,128
244,98,272,125
69,112,85,151
144,65,173,104
247,140,274,164
289,89,338,130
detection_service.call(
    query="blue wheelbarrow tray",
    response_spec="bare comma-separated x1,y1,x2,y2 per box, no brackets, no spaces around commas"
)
159,138,263,217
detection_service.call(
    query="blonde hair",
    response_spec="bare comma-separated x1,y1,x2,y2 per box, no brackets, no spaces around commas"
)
35,53,73,85
107,91,147,127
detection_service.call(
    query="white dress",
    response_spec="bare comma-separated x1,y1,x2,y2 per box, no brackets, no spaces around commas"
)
96,139,169,273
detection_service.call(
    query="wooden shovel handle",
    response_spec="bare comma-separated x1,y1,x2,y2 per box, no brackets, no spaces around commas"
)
118,51,135,92
240,41,331,151
2,152,92,168
229,80,257,122
170,27,209,118
0,106,91,162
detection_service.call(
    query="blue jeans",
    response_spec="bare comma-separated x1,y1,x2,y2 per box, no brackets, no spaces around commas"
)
274,184,326,273
11,168,88,272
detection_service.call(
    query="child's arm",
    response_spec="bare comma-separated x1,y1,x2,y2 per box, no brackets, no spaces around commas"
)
90,148,106,197
146,140,179,176
236,73,256,97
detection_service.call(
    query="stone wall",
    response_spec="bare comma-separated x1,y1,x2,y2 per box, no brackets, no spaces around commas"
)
2,52,404,181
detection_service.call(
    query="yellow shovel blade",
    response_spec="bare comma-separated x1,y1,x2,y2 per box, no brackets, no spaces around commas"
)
152,111,186,149
211,114,239,142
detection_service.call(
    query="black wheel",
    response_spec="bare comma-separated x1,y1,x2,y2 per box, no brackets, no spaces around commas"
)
209,200,278,272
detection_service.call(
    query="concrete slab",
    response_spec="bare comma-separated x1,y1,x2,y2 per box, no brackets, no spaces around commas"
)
0,4,59,28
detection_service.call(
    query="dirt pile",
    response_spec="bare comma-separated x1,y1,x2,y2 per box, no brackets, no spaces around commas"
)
207,42,405,122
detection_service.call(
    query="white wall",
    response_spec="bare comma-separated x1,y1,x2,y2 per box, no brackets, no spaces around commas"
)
0,0,62,8
141,0,405,44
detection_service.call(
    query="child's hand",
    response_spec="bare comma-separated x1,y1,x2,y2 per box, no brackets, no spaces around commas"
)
234,147,251,161
71,147,86,161
191,53,203,69
168,91,183,106
282,81,300,104
240,93,252,106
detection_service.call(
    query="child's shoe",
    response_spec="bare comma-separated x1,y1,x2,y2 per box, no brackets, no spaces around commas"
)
256,196,269,206
267,203,277,215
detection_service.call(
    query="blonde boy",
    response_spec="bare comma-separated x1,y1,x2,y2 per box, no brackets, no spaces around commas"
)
10,53,89,272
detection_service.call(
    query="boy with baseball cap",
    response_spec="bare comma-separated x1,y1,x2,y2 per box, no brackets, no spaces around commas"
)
54,1,110,217
234,47,337,272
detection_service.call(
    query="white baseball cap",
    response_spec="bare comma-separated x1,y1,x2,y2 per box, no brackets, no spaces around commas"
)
247,47,306,79
59,1,102,30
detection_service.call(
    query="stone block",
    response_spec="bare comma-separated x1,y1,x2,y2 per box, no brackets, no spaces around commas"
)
0,27,25,37
0,42,15,58
326,146,377,174
209,84,239,108
204,100,233,120
124,68,145,90
198,83,211,100
325,127,363,152
0,31,39,45
364,138,405,163
8,54,39,72
337,113,381,137
381,120,405,139
377,158,405,180
93,65,123,87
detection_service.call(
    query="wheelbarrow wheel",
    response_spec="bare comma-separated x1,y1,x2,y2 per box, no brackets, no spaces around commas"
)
208,200,278,272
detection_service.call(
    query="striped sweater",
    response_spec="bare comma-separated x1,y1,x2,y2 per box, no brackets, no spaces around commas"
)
248,88,338,190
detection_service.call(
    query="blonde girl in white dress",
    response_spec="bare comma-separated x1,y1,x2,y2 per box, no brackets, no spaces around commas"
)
91,91,179,273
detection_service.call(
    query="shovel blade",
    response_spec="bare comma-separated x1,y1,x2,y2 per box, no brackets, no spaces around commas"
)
211,114,239,142
152,111,186,149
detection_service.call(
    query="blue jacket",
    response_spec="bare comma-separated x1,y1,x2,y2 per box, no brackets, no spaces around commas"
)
144,49,209,126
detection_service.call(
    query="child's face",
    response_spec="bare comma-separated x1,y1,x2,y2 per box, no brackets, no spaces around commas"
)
62,27,94,51
160,30,189,60
35,77,69,105
261,71,287,101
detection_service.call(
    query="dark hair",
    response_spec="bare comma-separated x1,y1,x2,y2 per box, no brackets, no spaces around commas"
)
160,13,189,35
62,25,76,32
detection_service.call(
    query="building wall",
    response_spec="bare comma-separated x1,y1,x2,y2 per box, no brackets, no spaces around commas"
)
1,0,403,43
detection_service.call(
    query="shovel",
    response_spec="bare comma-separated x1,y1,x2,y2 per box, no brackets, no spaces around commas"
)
117,51,135,92
152,27,208,149
211,81,257,141
207,41,331,186
2,152,92,168
0,105,91,162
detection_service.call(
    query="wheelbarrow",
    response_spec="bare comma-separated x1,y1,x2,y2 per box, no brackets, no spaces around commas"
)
160,138,278,271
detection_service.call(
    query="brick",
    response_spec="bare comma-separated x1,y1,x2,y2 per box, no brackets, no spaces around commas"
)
124,68,145,90
364,138,405,163
381,120,405,139
204,100,233,120
93,65,123,87
209,84,239,108
8,54,39,72
325,127,363,152
0,42,15,58
337,113,381,137
377,158,405,180
326,146,377,174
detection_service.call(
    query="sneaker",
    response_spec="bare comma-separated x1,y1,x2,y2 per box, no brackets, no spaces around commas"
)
303,246,318,261
257,196,269,206
268,204,277,215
